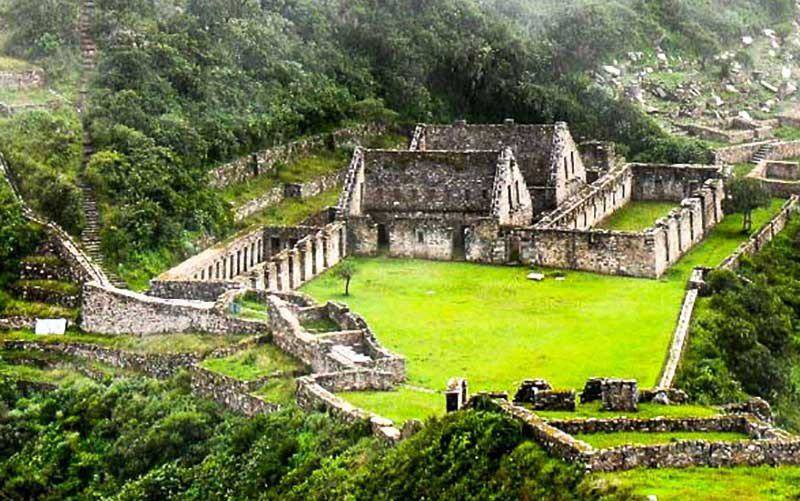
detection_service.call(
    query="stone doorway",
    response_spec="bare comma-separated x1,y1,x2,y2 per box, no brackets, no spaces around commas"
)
452,225,467,261
377,224,390,252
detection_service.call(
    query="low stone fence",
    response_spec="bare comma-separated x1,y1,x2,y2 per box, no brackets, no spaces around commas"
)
0,316,36,331
0,69,45,90
9,282,80,309
81,283,268,336
188,365,281,417
657,280,699,390
471,396,800,472
296,370,402,442
3,341,199,379
209,123,387,188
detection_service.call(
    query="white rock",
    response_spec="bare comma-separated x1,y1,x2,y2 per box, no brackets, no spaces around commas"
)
36,319,67,335
738,110,752,121
761,80,779,93
527,272,545,282
742,35,754,46
656,52,668,63
709,94,724,107
725,84,739,94
769,49,777,58
783,67,793,80
771,39,781,50
603,65,622,77
763,28,776,38
555,277,566,282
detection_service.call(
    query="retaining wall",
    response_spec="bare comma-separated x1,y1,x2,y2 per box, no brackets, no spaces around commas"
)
233,169,343,222
81,283,268,336
209,123,387,188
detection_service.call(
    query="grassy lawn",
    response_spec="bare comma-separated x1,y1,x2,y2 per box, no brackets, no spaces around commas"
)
733,162,757,178
597,201,677,231
301,202,786,421
252,377,297,406
601,466,800,500
201,344,303,381
234,293,270,321
576,431,749,449
0,56,36,71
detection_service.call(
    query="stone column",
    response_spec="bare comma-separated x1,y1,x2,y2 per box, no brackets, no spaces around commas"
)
326,228,340,267
302,238,314,281
277,257,289,291
317,233,327,271
290,249,302,289
267,262,278,291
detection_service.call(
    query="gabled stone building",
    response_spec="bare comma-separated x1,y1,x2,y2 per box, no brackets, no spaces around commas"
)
339,147,532,261
411,120,588,216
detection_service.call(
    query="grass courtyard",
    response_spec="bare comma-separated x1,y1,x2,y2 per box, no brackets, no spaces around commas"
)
597,201,677,231
302,201,786,423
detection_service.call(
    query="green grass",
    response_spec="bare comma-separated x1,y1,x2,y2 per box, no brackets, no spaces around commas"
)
774,126,800,141
339,386,445,424
220,148,347,206
235,298,270,321
201,344,303,381
601,466,800,500
536,402,720,421
301,318,341,333
252,377,297,406
733,162,756,178
1,297,79,321
235,187,341,230
597,201,677,231
0,56,36,71
576,431,749,449
0,359,88,385
13,280,80,295
302,202,786,421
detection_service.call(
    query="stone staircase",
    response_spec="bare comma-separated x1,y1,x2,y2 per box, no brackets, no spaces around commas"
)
76,0,127,289
751,142,775,165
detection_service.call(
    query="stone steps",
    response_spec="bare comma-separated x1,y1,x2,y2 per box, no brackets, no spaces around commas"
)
751,144,775,165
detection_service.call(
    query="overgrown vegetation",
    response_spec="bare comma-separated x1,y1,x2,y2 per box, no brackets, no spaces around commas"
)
677,216,800,430
0,377,625,499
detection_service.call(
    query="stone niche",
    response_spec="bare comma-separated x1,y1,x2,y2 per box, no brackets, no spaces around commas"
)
601,379,639,412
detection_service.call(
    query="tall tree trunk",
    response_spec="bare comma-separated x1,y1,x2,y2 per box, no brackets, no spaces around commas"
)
345,278,351,296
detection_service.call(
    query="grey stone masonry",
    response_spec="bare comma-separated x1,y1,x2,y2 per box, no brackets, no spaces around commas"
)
601,379,639,412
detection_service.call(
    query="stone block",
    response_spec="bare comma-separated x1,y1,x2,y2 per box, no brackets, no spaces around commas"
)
601,379,639,412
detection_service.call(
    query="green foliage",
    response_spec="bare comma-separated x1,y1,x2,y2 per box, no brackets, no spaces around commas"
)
724,178,772,231
0,182,39,273
677,217,800,429
0,109,84,234
0,378,618,498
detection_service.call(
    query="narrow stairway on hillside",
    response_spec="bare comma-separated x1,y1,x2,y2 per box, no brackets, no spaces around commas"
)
76,0,127,289
751,142,775,165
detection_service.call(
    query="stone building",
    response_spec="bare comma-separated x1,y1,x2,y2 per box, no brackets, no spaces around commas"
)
340,147,533,261
410,120,588,216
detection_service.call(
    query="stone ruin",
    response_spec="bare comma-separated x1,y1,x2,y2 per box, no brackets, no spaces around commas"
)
445,377,469,412
338,119,727,279
512,379,576,411
581,377,639,412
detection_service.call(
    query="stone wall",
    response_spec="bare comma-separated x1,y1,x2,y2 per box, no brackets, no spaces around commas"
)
233,169,343,222
714,141,772,165
81,283,268,336
630,163,722,202
657,279,700,389
536,164,633,230
579,141,618,183
765,161,799,180
681,123,756,143
209,123,387,188
0,317,36,331
0,69,45,90
471,396,800,473
188,365,281,417
524,170,724,279
719,196,798,271
154,221,345,296
491,147,534,226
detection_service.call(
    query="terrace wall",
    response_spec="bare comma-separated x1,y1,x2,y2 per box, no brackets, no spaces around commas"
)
232,169,343,222
81,283,268,336
0,69,45,90
209,123,387,188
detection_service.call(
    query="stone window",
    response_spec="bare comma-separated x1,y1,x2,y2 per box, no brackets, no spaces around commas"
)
564,158,568,178
482,189,489,199
507,185,513,209
515,181,521,206
417,229,424,244
570,151,575,175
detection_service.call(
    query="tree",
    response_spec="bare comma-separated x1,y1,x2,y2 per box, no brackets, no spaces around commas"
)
725,178,771,232
334,261,357,296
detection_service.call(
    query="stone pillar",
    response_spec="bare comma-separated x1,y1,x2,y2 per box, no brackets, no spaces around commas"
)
445,377,468,412
267,262,278,291
290,249,302,289
315,232,326,273
302,239,314,281
327,228,340,266
277,257,289,291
